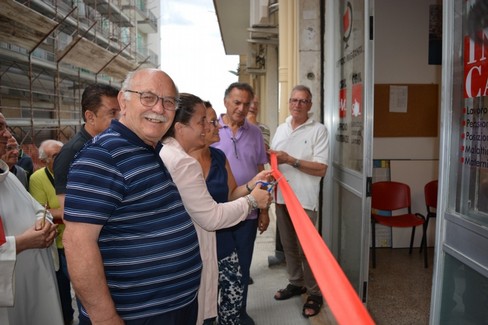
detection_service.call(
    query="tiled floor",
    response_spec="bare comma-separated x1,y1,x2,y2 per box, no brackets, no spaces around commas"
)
367,247,434,325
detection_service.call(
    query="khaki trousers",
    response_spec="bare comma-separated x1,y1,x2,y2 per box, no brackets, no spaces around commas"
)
275,204,321,296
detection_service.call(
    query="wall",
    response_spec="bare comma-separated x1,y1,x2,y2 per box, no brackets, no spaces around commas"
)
374,0,442,246
374,0,442,160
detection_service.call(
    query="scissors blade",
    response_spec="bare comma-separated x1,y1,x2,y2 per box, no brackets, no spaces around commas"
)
267,176,284,192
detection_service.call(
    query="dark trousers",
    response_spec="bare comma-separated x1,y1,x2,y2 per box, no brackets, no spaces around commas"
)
275,226,284,252
57,249,74,323
231,218,258,311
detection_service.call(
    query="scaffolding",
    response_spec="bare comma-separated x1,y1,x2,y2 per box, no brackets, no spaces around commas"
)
0,0,159,147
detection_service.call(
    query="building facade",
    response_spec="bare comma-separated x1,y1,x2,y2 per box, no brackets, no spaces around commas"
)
0,0,160,150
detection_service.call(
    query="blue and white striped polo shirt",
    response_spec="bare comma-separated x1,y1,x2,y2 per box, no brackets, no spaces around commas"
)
64,120,202,321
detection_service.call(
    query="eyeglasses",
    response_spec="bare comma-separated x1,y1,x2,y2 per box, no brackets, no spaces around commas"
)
289,98,311,105
6,145,20,151
125,90,180,111
208,119,219,127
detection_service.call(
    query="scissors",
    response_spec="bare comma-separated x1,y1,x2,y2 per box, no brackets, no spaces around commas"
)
255,176,284,193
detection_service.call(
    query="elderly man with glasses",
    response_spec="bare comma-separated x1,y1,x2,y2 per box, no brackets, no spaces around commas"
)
62,68,202,325
0,113,29,189
269,84,329,319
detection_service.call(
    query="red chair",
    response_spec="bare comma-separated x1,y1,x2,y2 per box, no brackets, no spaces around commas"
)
371,181,428,268
420,180,438,251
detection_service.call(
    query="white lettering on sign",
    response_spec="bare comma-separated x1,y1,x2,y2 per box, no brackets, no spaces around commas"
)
464,30,488,98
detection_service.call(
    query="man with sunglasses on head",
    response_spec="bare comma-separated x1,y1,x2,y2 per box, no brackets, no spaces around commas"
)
269,85,329,319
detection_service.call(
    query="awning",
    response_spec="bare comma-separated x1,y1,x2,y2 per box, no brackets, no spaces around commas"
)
213,0,250,55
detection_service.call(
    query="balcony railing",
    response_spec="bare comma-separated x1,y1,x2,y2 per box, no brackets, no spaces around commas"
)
136,47,158,67
138,8,157,33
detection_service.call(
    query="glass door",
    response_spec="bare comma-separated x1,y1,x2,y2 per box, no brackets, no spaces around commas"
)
431,0,488,323
324,0,374,301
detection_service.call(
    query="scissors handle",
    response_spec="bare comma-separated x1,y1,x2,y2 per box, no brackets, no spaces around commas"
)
255,180,276,193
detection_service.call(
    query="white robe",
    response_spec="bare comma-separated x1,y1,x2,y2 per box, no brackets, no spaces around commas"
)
0,159,64,325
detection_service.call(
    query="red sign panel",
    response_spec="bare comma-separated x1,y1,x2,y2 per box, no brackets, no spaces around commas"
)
339,88,347,118
352,83,362,117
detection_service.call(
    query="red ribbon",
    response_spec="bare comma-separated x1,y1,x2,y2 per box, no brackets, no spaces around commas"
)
0,216,5,246
270,153,374,325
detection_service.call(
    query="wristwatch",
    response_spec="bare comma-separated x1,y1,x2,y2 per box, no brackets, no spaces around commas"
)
293,159,301,168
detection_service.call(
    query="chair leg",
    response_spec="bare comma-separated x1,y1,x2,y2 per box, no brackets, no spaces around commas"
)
423,223,428,268
409,226,416,254
420,216,430,253
372,220,376,268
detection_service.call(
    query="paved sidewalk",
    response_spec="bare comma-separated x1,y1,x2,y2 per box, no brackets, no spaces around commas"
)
246,204,337,325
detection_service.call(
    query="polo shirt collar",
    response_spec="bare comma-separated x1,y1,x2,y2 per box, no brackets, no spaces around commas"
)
219,114,250,130
285,113,314,129
110,120,163,152
80,124,93,141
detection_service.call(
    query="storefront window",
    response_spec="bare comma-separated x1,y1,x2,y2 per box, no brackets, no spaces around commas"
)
455,0,488,227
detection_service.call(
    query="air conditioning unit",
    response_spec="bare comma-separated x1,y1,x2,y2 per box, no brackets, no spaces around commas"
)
250,0,269,27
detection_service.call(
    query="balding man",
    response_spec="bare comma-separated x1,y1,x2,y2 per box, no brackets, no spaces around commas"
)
63,68,202,325
0,113,34,179
29,139,73,324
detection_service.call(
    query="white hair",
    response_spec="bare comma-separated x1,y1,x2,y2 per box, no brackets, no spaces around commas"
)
38,139,63,160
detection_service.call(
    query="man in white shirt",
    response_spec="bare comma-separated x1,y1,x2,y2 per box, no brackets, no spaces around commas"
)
269,85,329,318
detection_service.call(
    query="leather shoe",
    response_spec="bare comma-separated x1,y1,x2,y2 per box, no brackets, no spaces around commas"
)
239,311,255,325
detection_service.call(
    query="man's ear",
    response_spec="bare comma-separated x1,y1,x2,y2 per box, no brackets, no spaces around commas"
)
117,91,127,117
85,110,95,125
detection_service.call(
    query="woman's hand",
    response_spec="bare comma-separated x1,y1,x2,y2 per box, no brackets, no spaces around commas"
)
250,187,272,209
